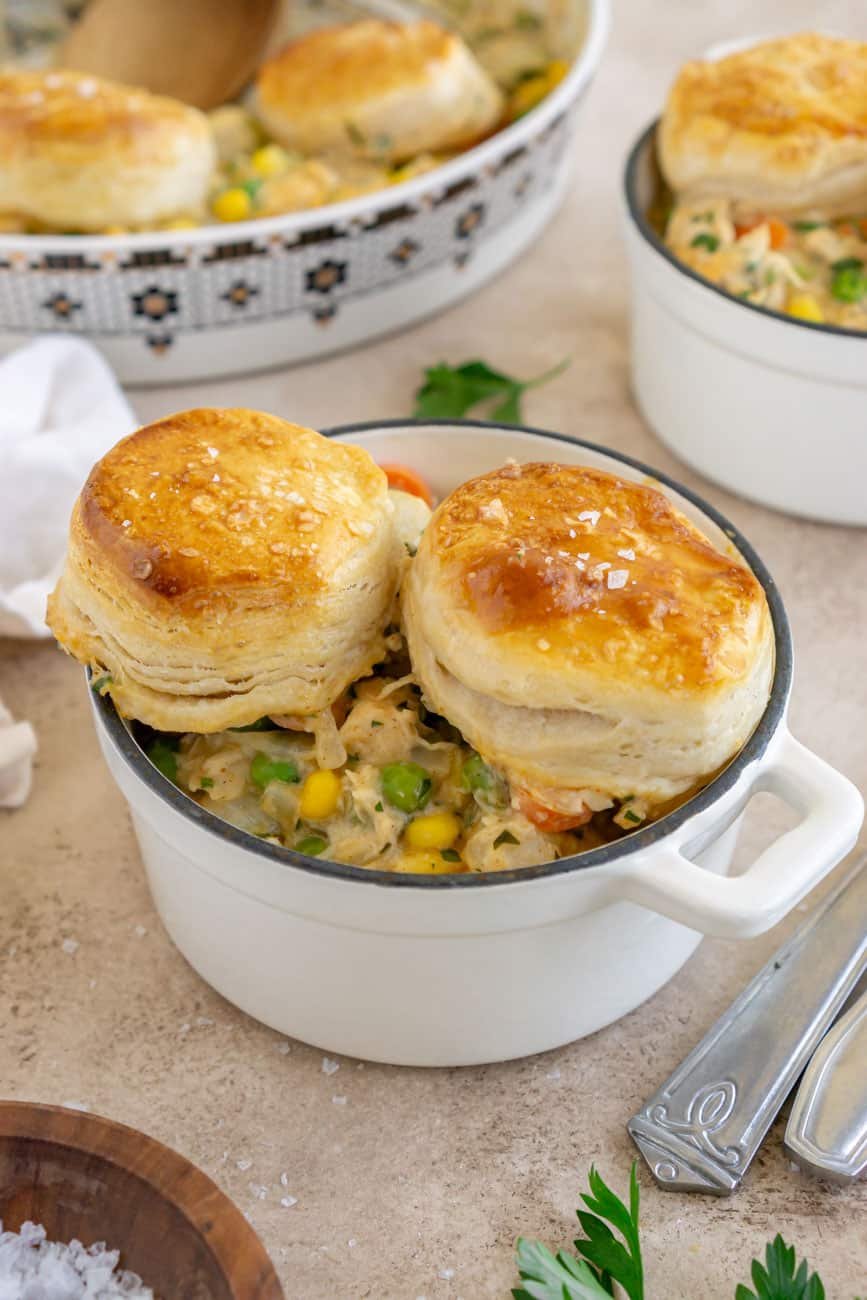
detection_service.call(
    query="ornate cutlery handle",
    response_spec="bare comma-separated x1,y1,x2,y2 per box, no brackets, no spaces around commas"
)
784,985,867,1184
628,855,867,1194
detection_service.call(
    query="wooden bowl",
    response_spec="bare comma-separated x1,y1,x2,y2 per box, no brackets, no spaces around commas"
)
0,1102,284,1299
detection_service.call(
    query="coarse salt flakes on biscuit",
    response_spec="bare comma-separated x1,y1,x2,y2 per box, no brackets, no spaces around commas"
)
403,461,773,808
47,409,402,747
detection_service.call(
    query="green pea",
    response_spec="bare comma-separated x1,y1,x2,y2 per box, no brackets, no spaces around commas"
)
461,753,494,792
830,258,867,303
250,752,299,789
380,762,432,813
146,738,178,783
461,753,507,807
296,834,327,857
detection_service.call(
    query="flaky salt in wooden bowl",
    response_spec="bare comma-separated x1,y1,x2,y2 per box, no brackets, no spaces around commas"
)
0,1101,284,1299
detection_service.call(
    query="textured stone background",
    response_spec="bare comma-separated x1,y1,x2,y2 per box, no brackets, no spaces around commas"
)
1,2,866,1296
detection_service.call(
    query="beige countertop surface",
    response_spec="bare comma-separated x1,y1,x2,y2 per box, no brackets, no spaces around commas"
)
2,2,867,1296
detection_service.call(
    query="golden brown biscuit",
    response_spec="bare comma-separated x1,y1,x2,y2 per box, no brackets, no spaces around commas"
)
0,68,214,230
47,410,402,741
659,33,867,214
253,19,503,164
402,462,773,808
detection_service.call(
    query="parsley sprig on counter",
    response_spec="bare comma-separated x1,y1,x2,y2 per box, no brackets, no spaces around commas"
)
413,358,568,423
514,1166,841,1300
514,1166,643,1300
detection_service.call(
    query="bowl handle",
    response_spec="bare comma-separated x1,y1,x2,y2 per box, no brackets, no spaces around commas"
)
610,731,863,939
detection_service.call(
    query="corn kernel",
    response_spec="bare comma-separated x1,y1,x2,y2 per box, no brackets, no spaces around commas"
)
404,811,461,851
251,143,291,178
508,74,549,120
299,769,341,820
162,216,199,230
399,850,458,874
508,60,570,121
212,187,252,222
546,59,570,87
786,293,824,323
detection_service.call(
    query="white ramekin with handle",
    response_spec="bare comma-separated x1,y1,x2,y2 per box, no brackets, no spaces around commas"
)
622,123,867,527
89,423,863,1066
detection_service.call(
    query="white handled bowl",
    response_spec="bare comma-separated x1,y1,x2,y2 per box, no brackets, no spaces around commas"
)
90,423,863,1065
623,123,867,526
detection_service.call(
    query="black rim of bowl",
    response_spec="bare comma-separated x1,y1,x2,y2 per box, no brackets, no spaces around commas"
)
624,119,867,343
93,419,792,890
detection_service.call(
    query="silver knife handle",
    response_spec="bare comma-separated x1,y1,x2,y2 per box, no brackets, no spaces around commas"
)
785,988,867,1184
628,856,867,1195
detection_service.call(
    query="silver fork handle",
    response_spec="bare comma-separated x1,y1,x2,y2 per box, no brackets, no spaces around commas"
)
785,986,867,1184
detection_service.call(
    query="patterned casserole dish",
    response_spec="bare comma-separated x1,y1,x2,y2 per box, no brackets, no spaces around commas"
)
0,0,609,383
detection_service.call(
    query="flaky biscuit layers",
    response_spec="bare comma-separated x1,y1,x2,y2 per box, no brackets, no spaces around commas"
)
659,33,867,215
47,410,402,735
254,19,504,164
403,462,773,808
0,68,215,229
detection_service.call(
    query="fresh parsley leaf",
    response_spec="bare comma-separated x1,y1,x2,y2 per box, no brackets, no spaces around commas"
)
440,848,462,862
513,1238,613,1300
413,358,569,423
514,1167,643,1300
515,1172,832,1300
691,231,720,251
735,1235,825,1300
574,1165,643,1300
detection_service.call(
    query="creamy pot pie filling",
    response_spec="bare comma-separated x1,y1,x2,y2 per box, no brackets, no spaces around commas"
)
121,644,649,875
663,198,867,330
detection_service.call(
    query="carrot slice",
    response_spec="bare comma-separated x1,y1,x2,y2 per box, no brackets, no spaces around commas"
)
735,215,789,249
515,787,593,833
734,217,761,239
381,463,435,507
767,217,789,249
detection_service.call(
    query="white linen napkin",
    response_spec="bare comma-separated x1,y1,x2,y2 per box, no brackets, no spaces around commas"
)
0,336,136,806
